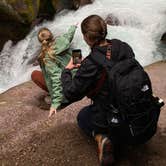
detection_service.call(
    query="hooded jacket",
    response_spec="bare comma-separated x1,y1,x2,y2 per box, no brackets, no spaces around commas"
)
61,39,135,105
61,40,158,144
40,25,77,109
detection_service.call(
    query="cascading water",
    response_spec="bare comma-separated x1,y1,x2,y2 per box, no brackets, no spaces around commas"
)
0,0,166,93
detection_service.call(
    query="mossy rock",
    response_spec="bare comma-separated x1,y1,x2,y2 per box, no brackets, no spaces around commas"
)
4,0,40,24
51,0,80,11
0,0,22,23
39,0,81,17
0,0,39,50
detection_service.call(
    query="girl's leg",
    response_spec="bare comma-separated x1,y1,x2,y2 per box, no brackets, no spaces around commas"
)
31,70,48,92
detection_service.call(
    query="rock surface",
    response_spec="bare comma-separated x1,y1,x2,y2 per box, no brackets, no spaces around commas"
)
105,14,120,26
161,32,166,43
0,61,166,166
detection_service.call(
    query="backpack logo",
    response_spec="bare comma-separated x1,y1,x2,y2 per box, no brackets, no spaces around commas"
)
141,84,149,92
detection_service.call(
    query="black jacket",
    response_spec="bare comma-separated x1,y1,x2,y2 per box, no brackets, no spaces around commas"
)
61,39,135,104
61,39,158,144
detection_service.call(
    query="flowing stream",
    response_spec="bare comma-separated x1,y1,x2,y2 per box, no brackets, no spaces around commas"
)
0,0,166,93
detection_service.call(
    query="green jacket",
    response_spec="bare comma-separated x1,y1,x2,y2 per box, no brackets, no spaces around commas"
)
40,25,77,109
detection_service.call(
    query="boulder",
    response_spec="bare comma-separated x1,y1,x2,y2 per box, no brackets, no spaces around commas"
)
0,0,38,50
0,61,166,165
161,32,166,43
105,14,120,26
80,0,94,6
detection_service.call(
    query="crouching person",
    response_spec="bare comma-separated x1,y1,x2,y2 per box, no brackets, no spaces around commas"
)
61,15,164,166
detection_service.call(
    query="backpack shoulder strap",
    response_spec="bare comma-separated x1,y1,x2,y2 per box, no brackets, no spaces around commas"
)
87,44,114,98
89,44,114,68
106,44,111,60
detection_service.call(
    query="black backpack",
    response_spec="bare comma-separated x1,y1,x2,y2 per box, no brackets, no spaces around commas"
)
89,43,164,137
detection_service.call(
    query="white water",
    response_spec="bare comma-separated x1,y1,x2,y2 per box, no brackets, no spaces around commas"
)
0,0,166,93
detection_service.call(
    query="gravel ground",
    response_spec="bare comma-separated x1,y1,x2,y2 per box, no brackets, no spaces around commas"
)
0,61,166,166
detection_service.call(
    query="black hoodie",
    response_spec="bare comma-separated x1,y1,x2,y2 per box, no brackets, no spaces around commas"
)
61,39,135,104
61,40,157,144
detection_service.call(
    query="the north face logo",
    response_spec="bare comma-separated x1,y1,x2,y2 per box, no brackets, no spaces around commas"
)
141,85,149,92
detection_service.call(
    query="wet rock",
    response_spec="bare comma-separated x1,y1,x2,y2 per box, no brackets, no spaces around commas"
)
0,61,165,165
0,0,36,50
105,14,120,26
1,0,40,24
105,13,142,27
0,0,40,50
161,32,166,43
51,0,80,11
80,0,94,6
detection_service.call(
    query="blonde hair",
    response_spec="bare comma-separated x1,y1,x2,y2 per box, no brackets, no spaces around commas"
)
81,15,107,46
38,27,55,64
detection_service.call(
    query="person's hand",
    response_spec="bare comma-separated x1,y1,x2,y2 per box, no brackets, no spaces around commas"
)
65,57,81,70
48,107,57,118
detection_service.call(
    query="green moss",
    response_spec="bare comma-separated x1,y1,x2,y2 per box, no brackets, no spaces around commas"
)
5,0,40,24
24,0,40,22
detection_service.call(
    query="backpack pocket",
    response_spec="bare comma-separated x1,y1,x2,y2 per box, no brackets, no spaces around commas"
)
128,100,161,137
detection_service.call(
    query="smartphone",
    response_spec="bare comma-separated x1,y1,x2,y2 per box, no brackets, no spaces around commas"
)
72,49,82,64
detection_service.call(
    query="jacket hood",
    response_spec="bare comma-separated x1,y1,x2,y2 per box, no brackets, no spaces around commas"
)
91,39,135,63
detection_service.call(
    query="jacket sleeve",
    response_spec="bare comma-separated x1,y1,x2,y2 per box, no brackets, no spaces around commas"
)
52,25,77,55
61,58,98,102
45,59,63,109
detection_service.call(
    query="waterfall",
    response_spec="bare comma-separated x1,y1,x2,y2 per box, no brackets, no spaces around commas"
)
0,0,166,93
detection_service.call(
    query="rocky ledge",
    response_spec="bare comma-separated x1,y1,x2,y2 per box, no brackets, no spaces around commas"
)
0,61,166,166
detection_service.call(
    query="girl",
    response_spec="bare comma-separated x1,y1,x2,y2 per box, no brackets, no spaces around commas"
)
31,25,77,117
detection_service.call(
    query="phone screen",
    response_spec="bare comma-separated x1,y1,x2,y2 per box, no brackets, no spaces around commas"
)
72,49,82,64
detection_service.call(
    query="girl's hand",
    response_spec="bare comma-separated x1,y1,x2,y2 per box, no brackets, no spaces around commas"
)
65,57,81,70
48,107,57,118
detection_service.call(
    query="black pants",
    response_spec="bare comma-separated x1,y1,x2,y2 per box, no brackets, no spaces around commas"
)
77,104,110,138
77,105,157,145
77,105,96,137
